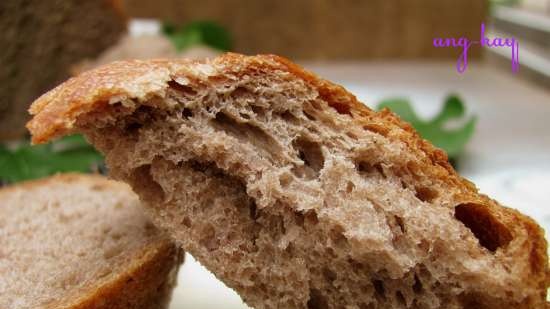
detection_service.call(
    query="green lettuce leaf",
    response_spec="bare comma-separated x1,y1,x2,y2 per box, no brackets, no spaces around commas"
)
377,95,477,159
162,21,232,52
0,135,103,183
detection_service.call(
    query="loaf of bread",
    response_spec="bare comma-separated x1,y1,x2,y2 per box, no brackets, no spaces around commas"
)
0,174,183,309
0,0,126,140
27,54,549,308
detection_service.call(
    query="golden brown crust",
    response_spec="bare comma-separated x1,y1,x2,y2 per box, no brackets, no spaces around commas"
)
50,240,182,309
0,174,183,309
26,53,549,306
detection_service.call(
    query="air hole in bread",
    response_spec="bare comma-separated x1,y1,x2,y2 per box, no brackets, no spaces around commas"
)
124,122,142,134
284,242,294,255
249,201,259,220
304,111,316,121
356,161,386,178
280,110,298,123
186,160,234,180
346,181,355,193
348,258,365,271
121,105,154,136
181,108,193,119
144,221,156,233
322,267,337,282
212,112,281,160
454,203,513,252
458,292,485,308
295,212,305,227
188,160,213,173
413,274,423,294
304,210,319,226
310,101,323,110
414,186,438,203
396,291,406,305
307,288,329,309
292,136,325,179
251,105,266,117
232,86,248,97
329,226,348,248
129,164,166,204
168,80,197,96
372,279,386,299
182,216,192,228
394,216,405,233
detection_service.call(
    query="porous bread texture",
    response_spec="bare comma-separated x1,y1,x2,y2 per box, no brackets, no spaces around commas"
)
0,174,183,309
27,54,549,309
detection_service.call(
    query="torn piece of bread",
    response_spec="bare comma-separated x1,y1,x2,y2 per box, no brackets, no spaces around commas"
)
0,174,183,309
27,54,549,309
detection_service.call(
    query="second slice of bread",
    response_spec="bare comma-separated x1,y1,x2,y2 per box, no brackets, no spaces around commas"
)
27,54,549,309
0,174,183,309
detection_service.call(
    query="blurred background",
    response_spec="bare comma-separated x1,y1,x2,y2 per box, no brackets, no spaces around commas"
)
1,0,550,307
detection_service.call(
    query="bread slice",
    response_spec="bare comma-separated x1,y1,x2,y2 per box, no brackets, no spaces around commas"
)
0,174,183,309
27,54,549,308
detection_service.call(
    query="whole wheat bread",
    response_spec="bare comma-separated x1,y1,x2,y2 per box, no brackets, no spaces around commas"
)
0,174,183,309
27,54,549,309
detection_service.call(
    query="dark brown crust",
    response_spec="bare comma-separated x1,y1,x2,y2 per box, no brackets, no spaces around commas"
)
26,53,549,306
0,174,183,309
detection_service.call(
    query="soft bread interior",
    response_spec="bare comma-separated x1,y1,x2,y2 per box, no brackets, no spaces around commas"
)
0,175,181,309
71,61,546,309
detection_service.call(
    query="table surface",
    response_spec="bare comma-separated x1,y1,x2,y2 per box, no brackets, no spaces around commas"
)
170,60,550,308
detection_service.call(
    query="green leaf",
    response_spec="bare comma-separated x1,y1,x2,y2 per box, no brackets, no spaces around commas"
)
377,95,476,160
161,22,176,35
0,134,103,184
432,95,465,125
162,21,232,52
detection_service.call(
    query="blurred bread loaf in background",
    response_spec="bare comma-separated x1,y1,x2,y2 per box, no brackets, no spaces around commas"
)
0,0,126,141
120,0,487,60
